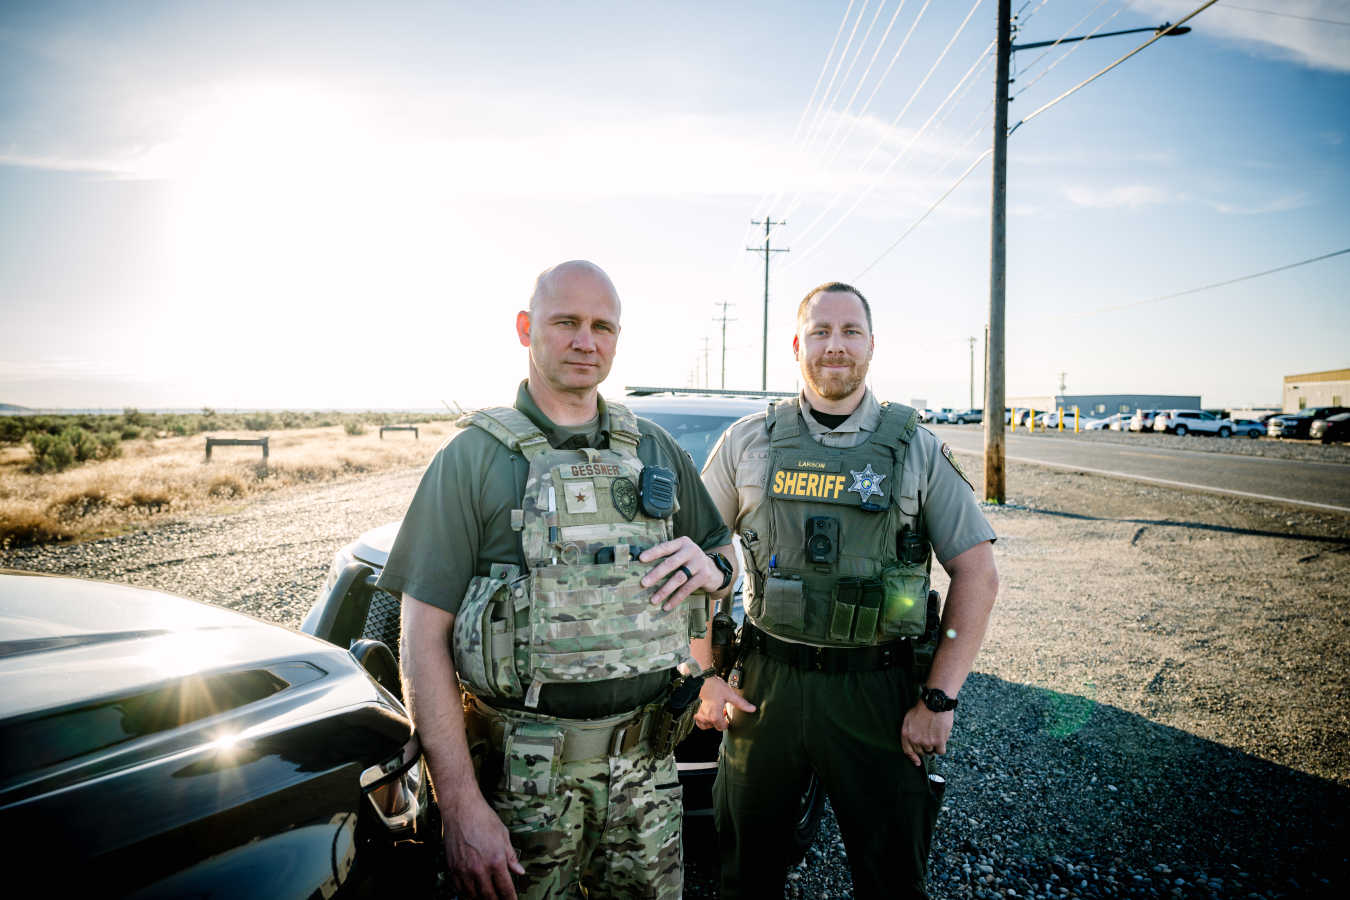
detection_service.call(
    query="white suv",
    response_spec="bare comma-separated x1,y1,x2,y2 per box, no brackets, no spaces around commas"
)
1153,409,1234,438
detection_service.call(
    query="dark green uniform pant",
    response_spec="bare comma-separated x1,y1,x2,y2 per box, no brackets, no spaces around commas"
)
712,648,940,900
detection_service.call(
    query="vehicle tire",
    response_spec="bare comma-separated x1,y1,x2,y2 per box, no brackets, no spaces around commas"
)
1249,429,1261,439
1218,427,1230,438
1174,425,1188,437
956,418,966,425
787,770,828,866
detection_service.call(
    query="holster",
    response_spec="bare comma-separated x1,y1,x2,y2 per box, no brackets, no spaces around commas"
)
911,589,943,684
709,594,739,679
650,694,702,758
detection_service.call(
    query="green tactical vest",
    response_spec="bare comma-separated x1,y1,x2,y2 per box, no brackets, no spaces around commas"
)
739,397,930,648
450,402,701,708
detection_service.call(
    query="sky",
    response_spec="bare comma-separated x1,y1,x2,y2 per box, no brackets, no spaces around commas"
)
1,0,1346,412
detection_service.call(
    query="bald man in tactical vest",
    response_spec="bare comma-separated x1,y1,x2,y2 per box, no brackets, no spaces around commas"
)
379,261,746,900
698,282,1001,900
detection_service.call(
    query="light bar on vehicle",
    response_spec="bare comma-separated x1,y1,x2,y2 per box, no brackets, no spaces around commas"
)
624,386,795,398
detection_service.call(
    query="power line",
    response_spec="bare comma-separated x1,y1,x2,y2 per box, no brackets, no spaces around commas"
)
1013,1,1137,101
802,0,893,162
1015,247,1350,326
852,147,993,280
783,0,986,243
1008,0,1220,136
1219,3,1350,26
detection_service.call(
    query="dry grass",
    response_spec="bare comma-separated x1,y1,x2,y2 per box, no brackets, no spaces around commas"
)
0,424,457,548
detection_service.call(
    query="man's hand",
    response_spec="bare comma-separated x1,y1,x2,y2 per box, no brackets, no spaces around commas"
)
444,793,527,900
694,675,756,731
639,537,723,611
900,702,953,766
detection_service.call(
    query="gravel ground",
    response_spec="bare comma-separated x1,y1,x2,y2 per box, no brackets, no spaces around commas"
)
971,427,1350,464
4,456,1347,899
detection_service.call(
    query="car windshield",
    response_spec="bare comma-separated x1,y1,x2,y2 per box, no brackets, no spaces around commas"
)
639,413,744,469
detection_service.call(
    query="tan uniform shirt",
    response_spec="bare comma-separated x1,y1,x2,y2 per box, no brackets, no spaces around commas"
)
701,389,996,564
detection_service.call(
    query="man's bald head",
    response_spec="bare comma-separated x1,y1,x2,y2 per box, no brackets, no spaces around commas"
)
529,260,622,321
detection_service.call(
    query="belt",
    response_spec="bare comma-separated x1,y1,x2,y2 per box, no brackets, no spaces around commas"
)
465,694,661,763
744,621,912,673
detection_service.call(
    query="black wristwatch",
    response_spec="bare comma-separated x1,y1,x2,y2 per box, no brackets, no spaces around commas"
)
920,686,959,713
707,552,734,591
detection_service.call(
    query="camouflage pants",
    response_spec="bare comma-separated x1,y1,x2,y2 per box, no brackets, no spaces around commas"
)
489,740,684,900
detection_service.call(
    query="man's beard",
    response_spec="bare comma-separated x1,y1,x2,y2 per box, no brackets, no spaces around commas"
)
804,356,867,401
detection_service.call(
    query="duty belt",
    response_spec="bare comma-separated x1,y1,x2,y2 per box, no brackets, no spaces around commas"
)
743,621,912,673
465,694,661,762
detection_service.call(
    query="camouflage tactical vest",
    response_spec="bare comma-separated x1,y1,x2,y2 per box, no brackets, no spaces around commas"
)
451,402,701,708
738,397,930,648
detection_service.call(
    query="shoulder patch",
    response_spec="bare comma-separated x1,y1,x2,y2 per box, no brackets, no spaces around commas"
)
942,443,975,491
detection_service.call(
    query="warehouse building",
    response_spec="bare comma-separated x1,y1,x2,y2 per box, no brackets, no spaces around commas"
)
1283,368,1349,413
1007,394,1202,417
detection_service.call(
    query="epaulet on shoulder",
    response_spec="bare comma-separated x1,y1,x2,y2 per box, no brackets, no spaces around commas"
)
604,400,643,444
456,406,544,452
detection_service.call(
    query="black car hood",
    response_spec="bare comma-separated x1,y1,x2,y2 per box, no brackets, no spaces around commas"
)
0,570,345,722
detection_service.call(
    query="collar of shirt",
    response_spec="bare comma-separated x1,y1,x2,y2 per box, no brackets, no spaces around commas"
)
514,379,612,450
799,387,881,448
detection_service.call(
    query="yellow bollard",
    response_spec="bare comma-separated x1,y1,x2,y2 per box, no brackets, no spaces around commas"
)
1012,408,1017,432
1074,407,1080,433
1031,408,1035,433
1059,406,1064,432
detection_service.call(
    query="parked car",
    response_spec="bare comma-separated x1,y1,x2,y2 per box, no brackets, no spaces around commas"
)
1128,410,1160,432
1310,412,1350,443
0,570,432,897
950,408,982,425
1267,407,1350,440
1082,417,1112,430
918,408,936,423
1153,409,1234,437
304,392,828,864
1230,418,1265,439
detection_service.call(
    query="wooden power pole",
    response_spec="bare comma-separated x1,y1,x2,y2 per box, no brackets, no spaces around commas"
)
984,0,1012,504
748,219,788,391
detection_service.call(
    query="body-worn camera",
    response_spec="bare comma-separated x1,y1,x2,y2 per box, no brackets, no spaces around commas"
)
640,466,677,518
805,516,839,563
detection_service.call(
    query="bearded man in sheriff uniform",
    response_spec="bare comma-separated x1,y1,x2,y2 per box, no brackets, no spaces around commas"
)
378,261,747,900
698,282,1001,900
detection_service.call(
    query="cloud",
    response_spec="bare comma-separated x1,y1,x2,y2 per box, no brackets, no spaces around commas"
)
1064,183,1176,209
1136,0,1350,72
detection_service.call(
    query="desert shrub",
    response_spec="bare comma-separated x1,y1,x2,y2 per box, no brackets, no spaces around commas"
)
244,412,279,431
123,407,149,427
201,407,216,417
130,489,172,512
28,433,76,472
49,487,117,520
61,426,98,463
121,424,143,440
208,473,249,498
94,433,123,460
0,507,70,548
0,418,25,443
344,419,367,436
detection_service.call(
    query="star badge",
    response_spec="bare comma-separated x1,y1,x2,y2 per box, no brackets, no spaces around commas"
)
847,464,886,503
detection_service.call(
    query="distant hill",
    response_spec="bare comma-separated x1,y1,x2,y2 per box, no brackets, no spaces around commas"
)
0,403,33,413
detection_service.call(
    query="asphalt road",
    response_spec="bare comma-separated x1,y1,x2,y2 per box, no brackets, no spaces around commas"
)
929,425,1350,512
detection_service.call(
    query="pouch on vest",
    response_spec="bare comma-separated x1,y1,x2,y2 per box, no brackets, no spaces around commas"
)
453,563,528,699
503,721,564,795
880,565,929,638
763,571,805,633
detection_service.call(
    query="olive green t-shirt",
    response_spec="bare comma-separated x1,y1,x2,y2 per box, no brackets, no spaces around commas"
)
378,380,732,719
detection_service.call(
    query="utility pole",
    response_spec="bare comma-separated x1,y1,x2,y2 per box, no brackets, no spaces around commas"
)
712,301,737,389
983,325,988,412
1059,371,1067,397
701,337,713,389
747,219,788,391
984,0,1011,504
969,337,976,410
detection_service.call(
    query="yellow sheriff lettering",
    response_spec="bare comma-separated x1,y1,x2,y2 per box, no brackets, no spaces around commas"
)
773,470,785,493
806,473,820,496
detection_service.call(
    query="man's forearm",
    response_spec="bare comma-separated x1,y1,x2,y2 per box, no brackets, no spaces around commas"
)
401,596,481,810
927,541,999,697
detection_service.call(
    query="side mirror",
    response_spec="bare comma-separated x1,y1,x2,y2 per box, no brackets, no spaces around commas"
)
351,639,402,703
